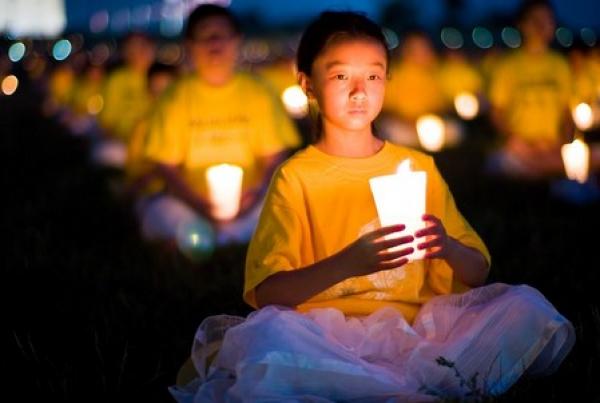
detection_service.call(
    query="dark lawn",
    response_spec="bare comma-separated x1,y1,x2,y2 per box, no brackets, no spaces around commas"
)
4,81,599,402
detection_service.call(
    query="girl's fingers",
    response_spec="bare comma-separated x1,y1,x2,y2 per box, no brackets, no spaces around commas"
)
424,247,443,259
422,214,441,223
415,225,439,238
375,235,414,251
368,224,406,241
379,246,414,261
417,236,441,251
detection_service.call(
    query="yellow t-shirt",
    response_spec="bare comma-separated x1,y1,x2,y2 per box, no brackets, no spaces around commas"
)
98,66,150,142
384,61,446,121
438,58,483,102
244,142,490,323
144,72,301,197
489,49,571,143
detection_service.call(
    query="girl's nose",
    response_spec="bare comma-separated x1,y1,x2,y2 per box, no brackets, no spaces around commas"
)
350,81,367,101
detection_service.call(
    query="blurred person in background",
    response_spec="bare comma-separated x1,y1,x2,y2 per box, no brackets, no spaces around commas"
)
124,62,178,200
94,32,156,169
140,4,301,248
378,30,450,148
62,58,105,136
487,0,572,179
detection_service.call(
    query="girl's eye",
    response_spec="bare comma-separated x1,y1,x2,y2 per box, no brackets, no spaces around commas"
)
335,74,347,80
368,74,381,80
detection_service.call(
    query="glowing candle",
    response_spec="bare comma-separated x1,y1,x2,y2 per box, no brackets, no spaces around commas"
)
572,102,593,131
561,139,590,183
281,85,308,118
369,159,427,261
206,164,244,220
416,114,445,152
454,91,479,120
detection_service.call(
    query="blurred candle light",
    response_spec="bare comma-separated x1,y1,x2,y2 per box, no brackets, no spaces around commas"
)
454,91,479,120
1,75,19,95
561,138,589,183
281,85,308,118
206,164,244,220
86,94,104,115
416,114,445,152
572,102,593,131
369,159,427,261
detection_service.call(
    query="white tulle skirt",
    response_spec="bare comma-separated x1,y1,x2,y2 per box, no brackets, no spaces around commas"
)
170,283,574,402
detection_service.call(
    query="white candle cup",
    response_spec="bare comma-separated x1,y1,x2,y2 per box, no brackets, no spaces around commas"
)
561,139,590,184
369,159,427,262
454,91,479,120
206,164,244,220
416,114,445,152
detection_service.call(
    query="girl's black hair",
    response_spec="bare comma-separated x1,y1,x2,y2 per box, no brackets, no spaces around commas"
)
296,11,389,142
296,11,389,76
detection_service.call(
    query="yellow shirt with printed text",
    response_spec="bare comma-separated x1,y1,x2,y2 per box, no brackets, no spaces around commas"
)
489,49,571,143
144,72,301,197
244,142,490,323
98,66,150,142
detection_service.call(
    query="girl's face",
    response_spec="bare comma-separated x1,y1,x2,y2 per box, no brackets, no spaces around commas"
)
301,38,387,135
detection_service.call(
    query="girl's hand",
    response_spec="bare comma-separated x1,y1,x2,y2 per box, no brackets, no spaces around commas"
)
340,224,414,277
415,214,449,259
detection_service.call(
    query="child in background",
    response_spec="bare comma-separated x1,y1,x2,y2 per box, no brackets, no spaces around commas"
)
172,11,574,402
141,4,301,246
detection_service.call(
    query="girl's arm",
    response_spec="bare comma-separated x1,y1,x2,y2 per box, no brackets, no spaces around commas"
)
415,214,489,287
255,225,415,308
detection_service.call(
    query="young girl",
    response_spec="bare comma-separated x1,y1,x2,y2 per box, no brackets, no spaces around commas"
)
171,11,574,402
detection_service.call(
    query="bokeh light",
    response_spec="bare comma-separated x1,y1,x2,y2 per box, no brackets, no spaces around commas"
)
501,27,521,48
89,10,110,33
555,27,573,48
454,92,479,120
281,85,308,118
8,42,26,62
383,28,400,50
572,102,593,131
580,28,597,47
86,94,104,115
2,75,19,95
52,39,72,61
441,27,464,49
472,27,493,49
416,114,445,152
176,219,216,262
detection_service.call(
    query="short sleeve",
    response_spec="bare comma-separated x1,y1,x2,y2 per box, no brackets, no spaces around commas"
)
243,166,306,308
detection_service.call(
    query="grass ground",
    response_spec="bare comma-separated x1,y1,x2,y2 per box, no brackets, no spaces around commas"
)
4,80,599,402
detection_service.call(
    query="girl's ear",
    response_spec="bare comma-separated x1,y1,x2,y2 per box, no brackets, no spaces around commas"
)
298,72,314,99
